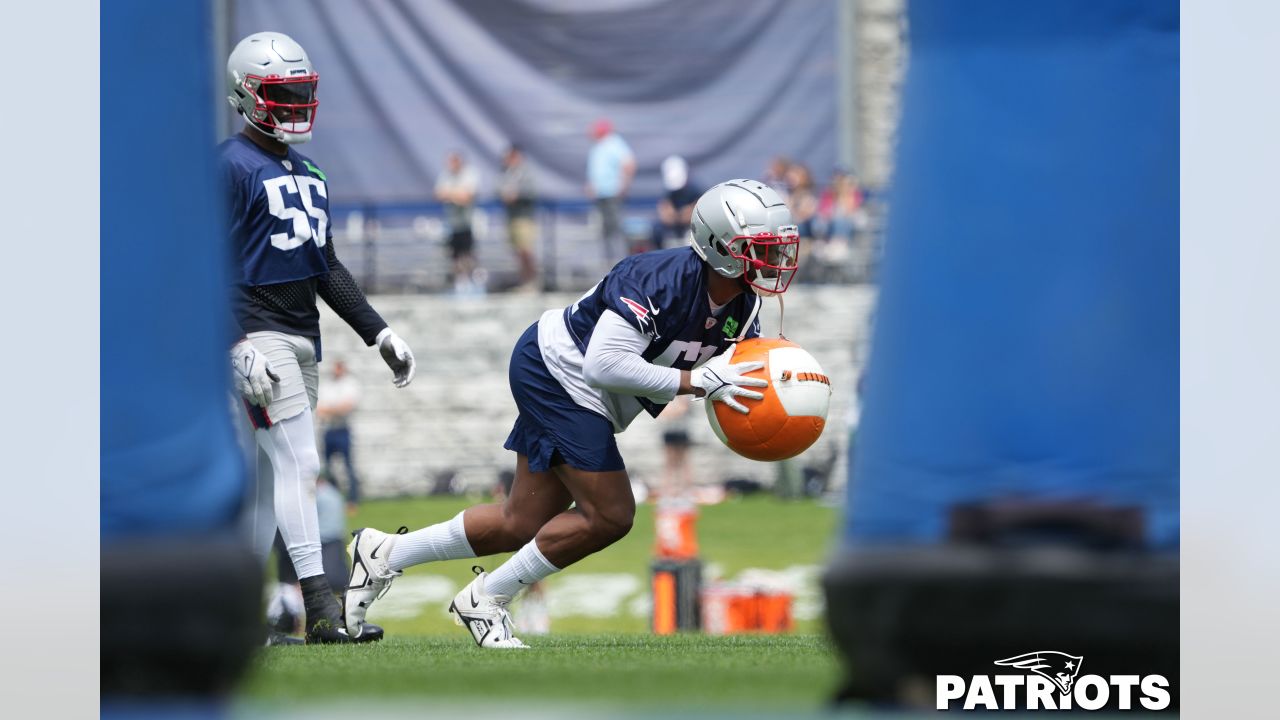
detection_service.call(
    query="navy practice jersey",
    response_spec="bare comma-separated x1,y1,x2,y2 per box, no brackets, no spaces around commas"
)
558,247,762,420
221,133,330,286
218,134,384,350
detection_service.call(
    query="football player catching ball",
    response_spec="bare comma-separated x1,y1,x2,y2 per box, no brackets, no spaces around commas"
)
345,180,799,647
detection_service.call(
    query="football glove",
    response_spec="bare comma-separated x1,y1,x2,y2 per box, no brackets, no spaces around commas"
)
377,328,416,388
691,355,767,414
231,338,280,408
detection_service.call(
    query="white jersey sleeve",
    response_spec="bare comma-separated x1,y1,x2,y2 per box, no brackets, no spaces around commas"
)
582,310,681,401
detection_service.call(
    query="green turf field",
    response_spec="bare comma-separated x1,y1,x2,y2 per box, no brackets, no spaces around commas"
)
326,494,841,635
242,634,840,711
242,494,844,710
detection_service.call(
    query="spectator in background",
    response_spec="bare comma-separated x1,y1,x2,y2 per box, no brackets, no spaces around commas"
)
316,359,361,510
499,144,540,292
585,118,635,264
783,163,820,285
436,151,482,294
816,168,870,282
763,155,792,197
785,162,819,242
655,155,702,249
818,167,866,234
315,473,350,594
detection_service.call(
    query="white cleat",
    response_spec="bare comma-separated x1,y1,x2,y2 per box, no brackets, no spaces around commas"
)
344,526,404,637
449,566,529,649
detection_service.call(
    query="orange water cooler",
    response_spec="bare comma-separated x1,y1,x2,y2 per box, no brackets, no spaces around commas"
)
651,500,702,634
702,585,795,635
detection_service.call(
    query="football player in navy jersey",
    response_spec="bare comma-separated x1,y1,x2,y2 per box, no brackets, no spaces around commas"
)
345,180,799,647
220,32,416,644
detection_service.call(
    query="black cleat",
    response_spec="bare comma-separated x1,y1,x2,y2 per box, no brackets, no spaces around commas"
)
351,622,385,643
301,575,352,644
305,616,352,644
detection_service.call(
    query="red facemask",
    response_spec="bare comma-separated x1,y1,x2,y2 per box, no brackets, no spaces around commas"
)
243,73,319,136
729,228,801,295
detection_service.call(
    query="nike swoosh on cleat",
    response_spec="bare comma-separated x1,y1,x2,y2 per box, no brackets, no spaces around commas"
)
470,588,480,608
370,537,387,559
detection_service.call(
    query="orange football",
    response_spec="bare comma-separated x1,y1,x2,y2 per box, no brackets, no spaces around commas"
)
705,337,832,461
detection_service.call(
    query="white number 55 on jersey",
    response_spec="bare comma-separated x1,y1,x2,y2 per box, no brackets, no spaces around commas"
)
263,175,328,250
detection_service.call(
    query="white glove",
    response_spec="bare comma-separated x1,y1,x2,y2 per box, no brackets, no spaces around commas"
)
231,338,280,408
690,355,767,414
377,328,416,388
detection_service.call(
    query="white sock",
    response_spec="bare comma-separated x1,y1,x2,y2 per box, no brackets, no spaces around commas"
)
388,511,476,572
485,540,561,598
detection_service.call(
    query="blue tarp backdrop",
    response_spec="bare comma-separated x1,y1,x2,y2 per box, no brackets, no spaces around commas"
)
230,0,839,203
846,0,1179,549
103,0,244,537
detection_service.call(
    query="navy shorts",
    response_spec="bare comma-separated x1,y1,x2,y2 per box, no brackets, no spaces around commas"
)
503,322,625,473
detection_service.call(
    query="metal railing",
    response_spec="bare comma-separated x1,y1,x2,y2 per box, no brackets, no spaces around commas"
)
329,197,883,295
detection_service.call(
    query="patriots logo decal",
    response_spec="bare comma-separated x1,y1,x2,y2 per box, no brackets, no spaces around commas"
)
619,296,660,339
994,651,1084,695
619,296,649,320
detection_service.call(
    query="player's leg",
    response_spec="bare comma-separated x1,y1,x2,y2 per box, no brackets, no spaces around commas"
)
249,331,351,644
487,463,634,588
231,389,278,563
248,442,278,563
448,320,629,648
241,415,308,646
450,462,633,649
460,453,574,556
450,372,632,648
546,466,637,563
257,412,323,581
344,451,571,634
257,409,353,642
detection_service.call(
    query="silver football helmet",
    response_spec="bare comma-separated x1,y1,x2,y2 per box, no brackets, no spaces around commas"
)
226,32,318,144
690,179,800,295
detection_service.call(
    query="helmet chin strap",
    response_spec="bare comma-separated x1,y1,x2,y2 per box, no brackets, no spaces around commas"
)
730,286,784,342
776,293,786,340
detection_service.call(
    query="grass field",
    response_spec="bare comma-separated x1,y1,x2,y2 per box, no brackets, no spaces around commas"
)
242,634,839,712
241,494,844,712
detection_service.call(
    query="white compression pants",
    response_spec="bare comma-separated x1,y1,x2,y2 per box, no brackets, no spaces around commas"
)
235,331,325,580
247,407,325,579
